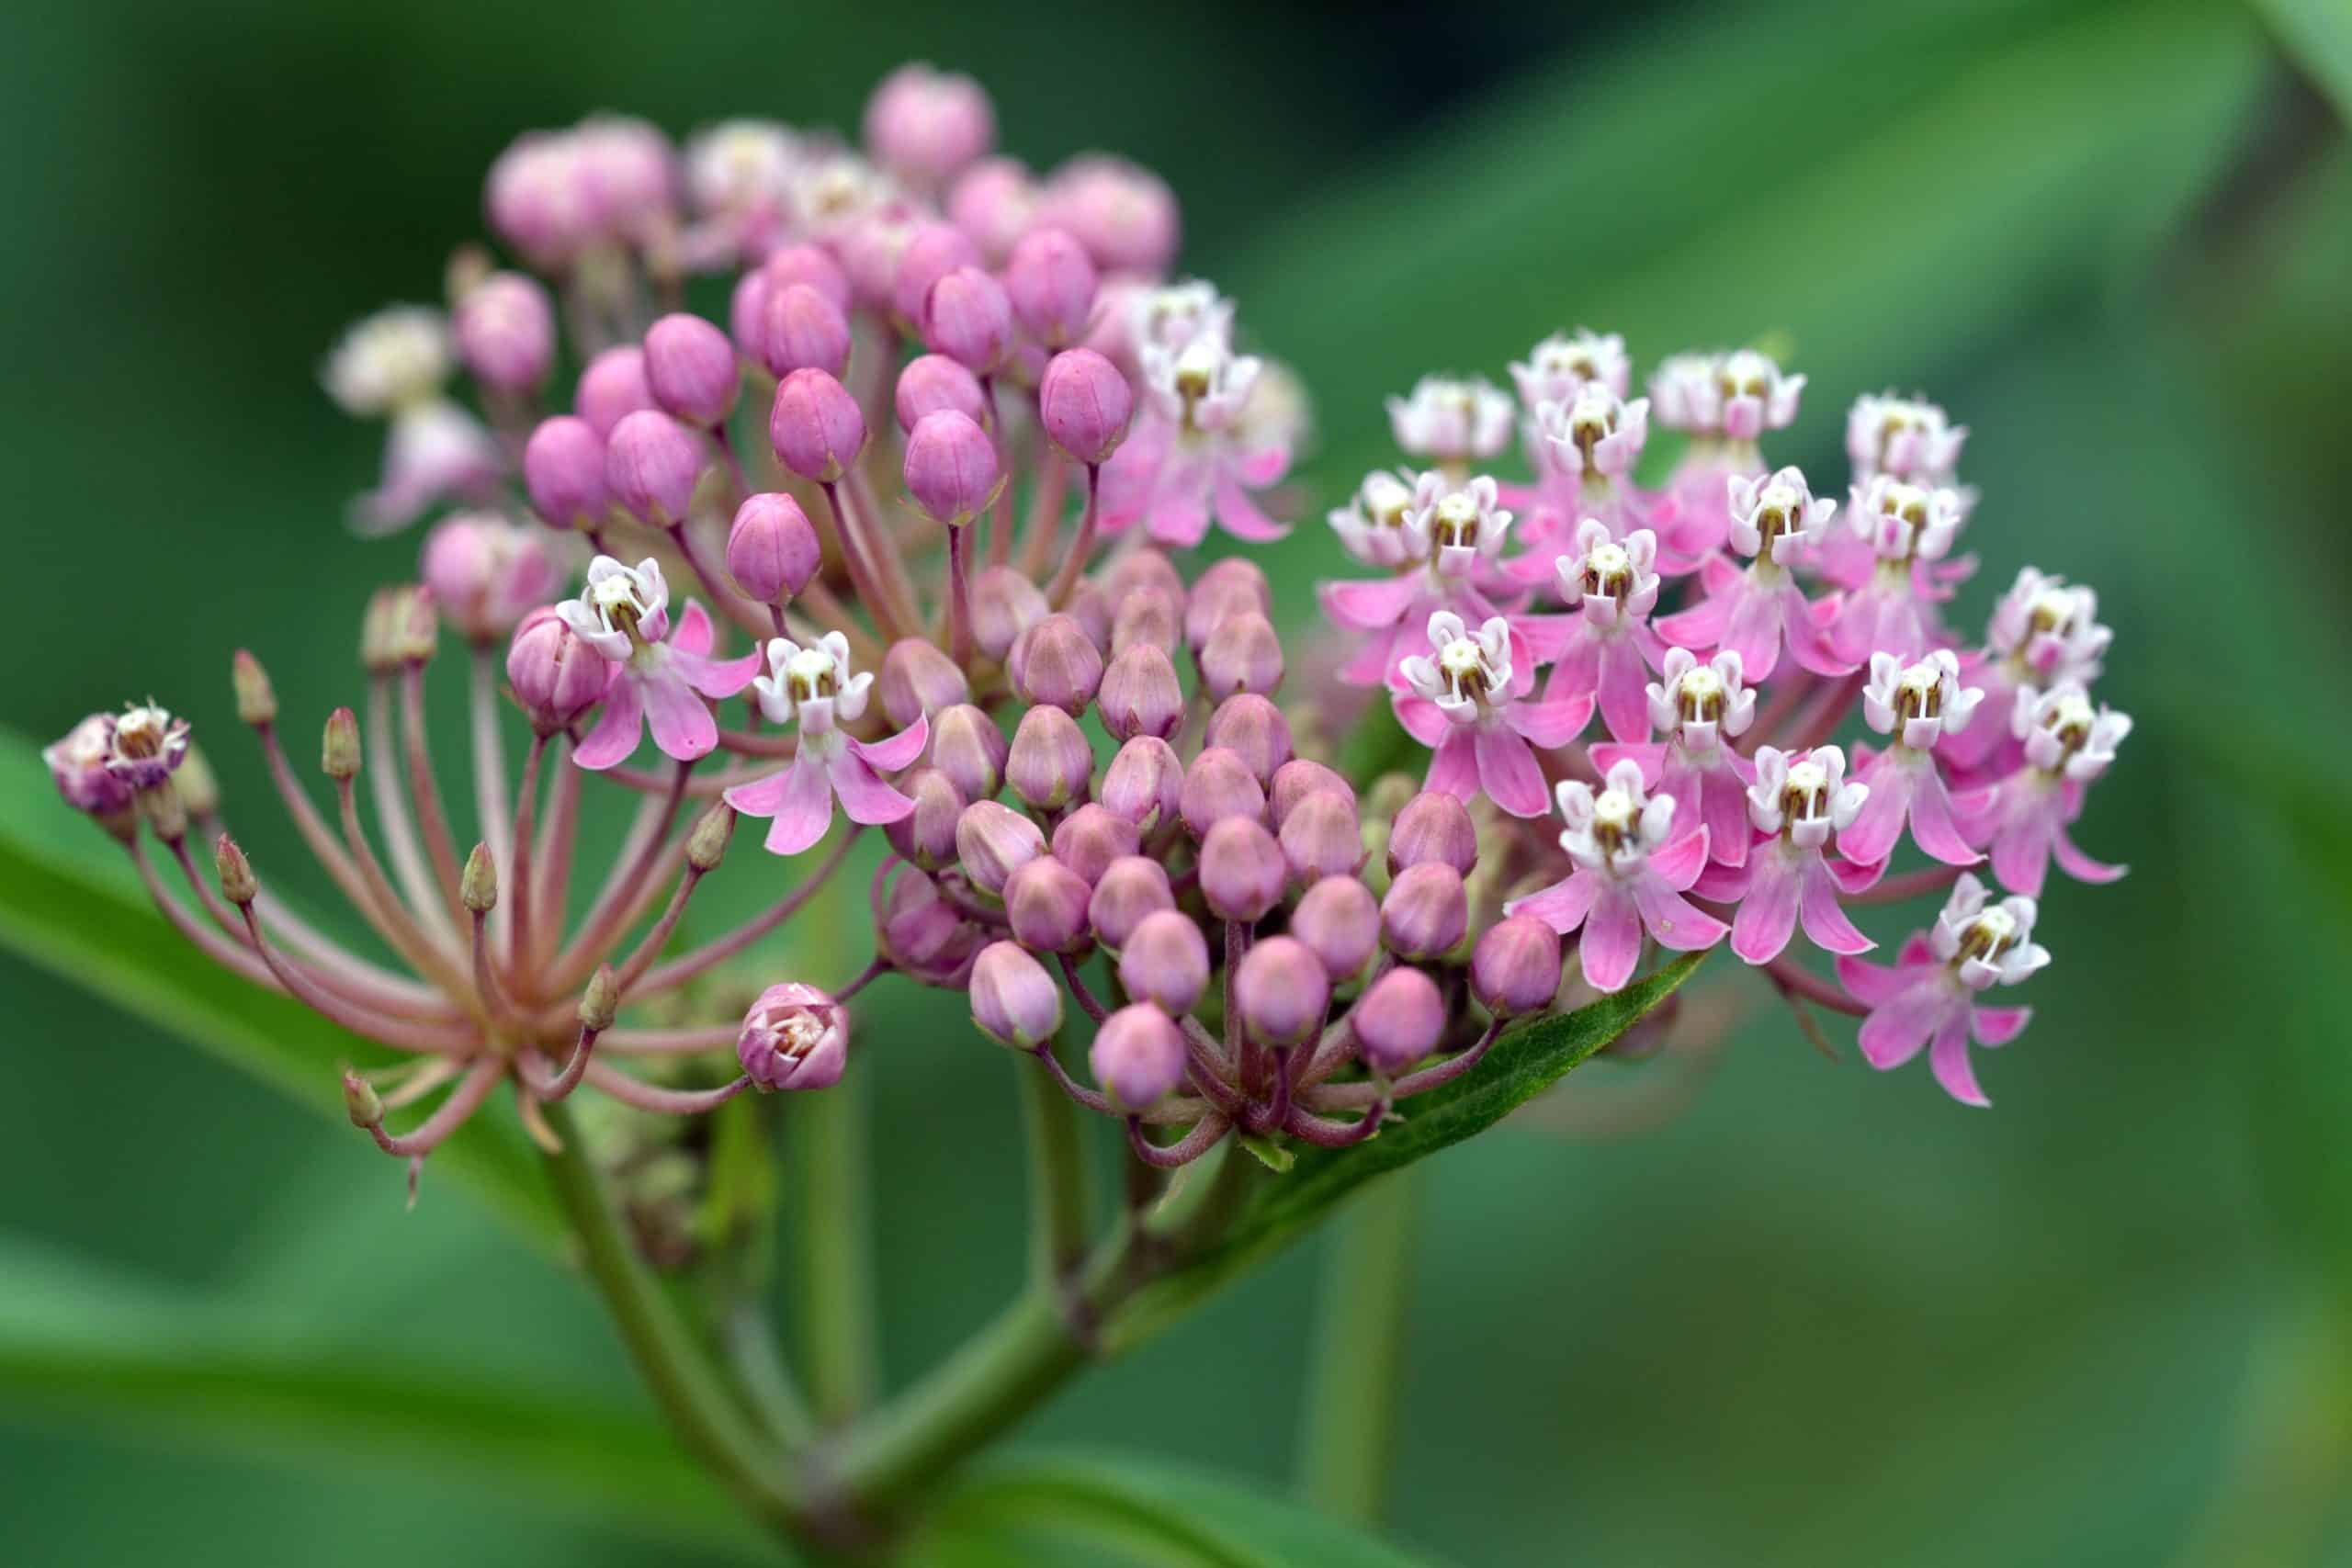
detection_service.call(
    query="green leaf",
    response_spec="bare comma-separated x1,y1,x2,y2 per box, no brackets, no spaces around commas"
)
913,1449,1442,1567
0,726,563,1248
2249,0,2352,121
1107,953,1705,1350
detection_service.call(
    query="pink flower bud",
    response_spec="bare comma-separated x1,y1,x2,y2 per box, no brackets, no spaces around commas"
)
904,409,1001,527
1098,643,1184,741
895,354,989,433
576,344,654,438
1270,760,1355,830
725,493,821,606
1006,229,1098,349
930,704,1008,802
729,269,772,362
1354,967,1445,1075
1471,915,1563,1017
971,566,1048,661
1038,347,1134,467
769,368,867,484
1180,747,1267,838
760,284,853,380
523,415,609,530
971,941,1063,1048
881,870,983,985
879,637,971,728
506,607,610,735
1196,611,1283,700
1202,694,1291,786
1382,862,1469,959
864,63,996,188
1091,1003,1187,1110
1065,579,1114,651
605,409,706,525
1387,791,1479,877
1006,855,1092,953
1050,804,1139,886
1007,705,1095,811
838,205,927,314
1090,855,1174,948
1012,614,1102,714
956,798,1044,897
1292,874,1380,980
922,265,1013,375
1183,558,1272,651
883,766,966,870
422,513,560,643
1109,588,1182,657
739,982,847,1090
1043,155,1180,277
762,243,853,315
1233,936,1329,1048
643,311,741,426
1280,790,1363,886
1104,548,1185,608
948,156,1038,265
1200,817,1286,923
453,272,554,394
892,221,982,329
1100,736,1183,832
1118,908,1209,1013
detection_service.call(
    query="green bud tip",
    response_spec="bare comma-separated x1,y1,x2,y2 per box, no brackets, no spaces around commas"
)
214,835,258,906
685,802,736,872
341,1069,383,1129
321,708,361,779
579,964,620,1032
231,649,277,726
460,842,498,913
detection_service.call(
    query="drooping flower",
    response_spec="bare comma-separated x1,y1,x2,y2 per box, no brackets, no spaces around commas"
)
1098,317,1290,546
1845,391,1966,485
1393,612,1590,818
1836,874,2046,1106
1821,475,1971,662
1592,647,1758,864
723,632,930,855
737,982,849,1090
1839,651,1984,866
1653,465,1852,681
1524,518,1664,743
1385,375,1515,466
1953,682,2131,897
1504,761,1725,993
1700,745,1878,964
560,557,761,770
1320,471,1515,687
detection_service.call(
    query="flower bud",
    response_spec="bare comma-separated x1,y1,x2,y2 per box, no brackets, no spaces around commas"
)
139,777,188,841
762,243,853,314
322,706,362,780
1096,643,1184,742
232,649,277,727
948,156,1037,264
922,265,1012,375
1200,817,1286,923
738,982,847,1090
1196,611,1283,700
895,354,989,433
1382,862,1468,960
1007,705,1094,811
1050,803,1139,886
956,798,1045,897
1202,694,1291,786
1118,908,1210,1013
1100,736,1183,831
579,964,621,1031
175,745,220,818
726,493,822,606
769,368,866,484
1012,615,1102,714
1108,588,1182,658
729,268,771,361
879,638,972,728
1091,1003,1187,1110
685,801,736,872
523,415,611,530
1233,936,1329,1048
881,870,984,984
507,607,611,736
1062,578,1114,652
1006,229,1097,349
1387,791,1479,877
1043,155,1180,276
376,585,438,668
453,272,554,394
1089,855,1174,948
891,220,982,327
644,311,741,426
970,566,1048,660
1038,347,1132,466
883,766,967,869
1354,966,1445,1076
1184,558,1272,651
1104,548,1185,608
904,409,1001,527
1180,747,1266,838
576,344,654,438
1471,915,1563,1018
605,409,705,525
759,283,852,379
1006,855,1092,953
214,834,258,907
1280,789,1363,886
1269,759,1354,830
930,703,1008,801
1292,874,1380,981
460,841,499,913
343,1068,384,1129
971,941,1063,1048
423,513,560,642
865,64,995,187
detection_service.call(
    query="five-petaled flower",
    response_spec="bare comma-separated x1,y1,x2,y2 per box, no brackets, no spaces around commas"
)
724,632,930,855
1394,612,1590,818
1837,874,2045,1106
562,556,761,769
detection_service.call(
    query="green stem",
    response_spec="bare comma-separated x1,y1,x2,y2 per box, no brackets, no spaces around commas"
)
792,1073,880,1426
537,1100,802,1535
1020,1050,1094,1282
1295,1169,1420,1523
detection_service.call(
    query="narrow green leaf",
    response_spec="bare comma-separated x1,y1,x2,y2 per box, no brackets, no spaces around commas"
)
1106,953,1705,1350
2249,0,2352,121
0,726,562,1247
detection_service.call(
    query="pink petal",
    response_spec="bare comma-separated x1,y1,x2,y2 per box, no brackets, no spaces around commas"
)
1514,613,1580,665
1645,827,1712,892
641,665,718,761
2052,824,2128,886
1691,855,1753,903
1654,594,1730,651
1838,759,1915,866
1588,742,1663,787
1319,575,1423,632
1476,726,1549,818
571,675,645,771
1213,472,1289,542
671,599,716,659
848,713,930,773
1908,768,1984,868
1507,869,1604,934
1989,815,2052,900
675,646,763,699
1971,1005,2032,1047
1698,766,1750,868
1720,582,1786,682
1578,887,1645,992
1835,952,1911,1010
1544,626,1600,706
1781,583,1856,677
722,767,794,817
761,759,837,855
1504,694,1593,749
1858,982,1951,1070
1826,854,1886,896
1234,441,1289,488
1631,877,1727,953
1798,858,1875,955
829,750,916,826
1425,728,1479,801
1929,1012,1989,1106
1595,637,1652,743
1392,694,1450,748
1731,852,1803,964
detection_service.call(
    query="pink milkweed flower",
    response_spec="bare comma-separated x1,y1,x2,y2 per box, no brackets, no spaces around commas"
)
737,982,848,1091
1836,874,2046,1106
1702,745,1879,964
1509,329,1631,407
1393,612,1591,818
1525,519,1665,743
1321,472,1517,688
1839,651,1984,867
1592,648,1758,864
560,556,760,771
1503,761,1725,994
45,714,138,816
1653,467,1852,680
1942,568,2111,773
1954,682,2131,897
323,307,501,536
680,120,800,267
100,703,193,793
1099,320,1289,546
1846,391,1967,485
1385,375,1515,465
1118,280,1229,362
1693,348,1805,443
723,632,930,856
1528,383,1651,536
1823,476,1971,662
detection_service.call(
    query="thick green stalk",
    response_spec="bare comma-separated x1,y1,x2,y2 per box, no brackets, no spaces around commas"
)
792,1072,881,1425
1019,1050,1094,1282
1295,1169,1421,1523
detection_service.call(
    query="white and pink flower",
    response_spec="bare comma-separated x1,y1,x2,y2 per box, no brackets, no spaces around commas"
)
1393,612,1589,819
1837,874,2045,1106
723,632,929,855
561,556,760,770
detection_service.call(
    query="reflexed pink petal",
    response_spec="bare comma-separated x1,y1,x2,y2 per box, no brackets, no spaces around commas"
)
1425,727,1479,800
1476,726,1549,818
1646,828,1712,893
722,766,794,817
1319,575,1423,631
1858,982,1951,1069
1578,887,1645,992
1838,758,1914,866
675,646,763,698
1514,613,1580,665
1928,1012,1989,1106
672,598,716,658
1826,853,1886,896
2052,824,2127,886
1972,1004,2032,1047
571,675,645,771
1654,593,1730,651
1798,859,1875,954
1781,583,1856,677
1506,868,1604,934
848,713,930,773
1722,582,1787,681
1835,952,1911,1009
1697,766,1750,868
761,759,836,854
1691,855,1753,903
1213,472,1289,542
1589,742,1663,787
641,666,718,761
1909,769,1984,868
1392,694,1450,747
1595,638,1651,743
1631,877,1726,953
1504,694,1593,749
1234,442,1290,488
1731,852,1803,964
1989,816,2052,899
829,750,916,825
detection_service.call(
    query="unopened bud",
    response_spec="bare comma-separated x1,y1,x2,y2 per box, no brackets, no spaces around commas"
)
1184,558,1272,651
1098,643,1184,742
1200,817,1286,923
1270,759,1354,830
1089,855,1175,949
1050,804,1138,886
342,1067,384,1129
1292,874,1380,981
1382,862,1469,960
1011,615,1103,715
381,585,438,667
1109,586,1182,657
970,941,1064,1049
139,781,188,841
1471,915,1564,1017
214,834,258,906
579,964,621,1032
232,649,278,726
1281,789,1363,886
1179,747,1266,838
1196,610,1283,700
956,799,1045,897
970,566,1048,661
1388,790,1479,877
686,802,736,872
1100,736,1183,832
1005,856,1092,953
461,841,499,912
1007,705,1095,811
879,638,971,728
1233,936,1330,1048
175,744,220,819
931,704,1009,802
1091,1002,1188,1110
1354,966,1445,1076
1118,908,1211,1013
884,767,967,869
1202,694,1291,786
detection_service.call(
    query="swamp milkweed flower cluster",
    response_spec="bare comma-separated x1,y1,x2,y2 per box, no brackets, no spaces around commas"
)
41,55,2131,1550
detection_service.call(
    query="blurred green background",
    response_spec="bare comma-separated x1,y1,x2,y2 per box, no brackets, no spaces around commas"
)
4,0,2349,1562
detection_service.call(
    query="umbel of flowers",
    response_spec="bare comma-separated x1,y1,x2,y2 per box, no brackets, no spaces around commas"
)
42,55,2130,1546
